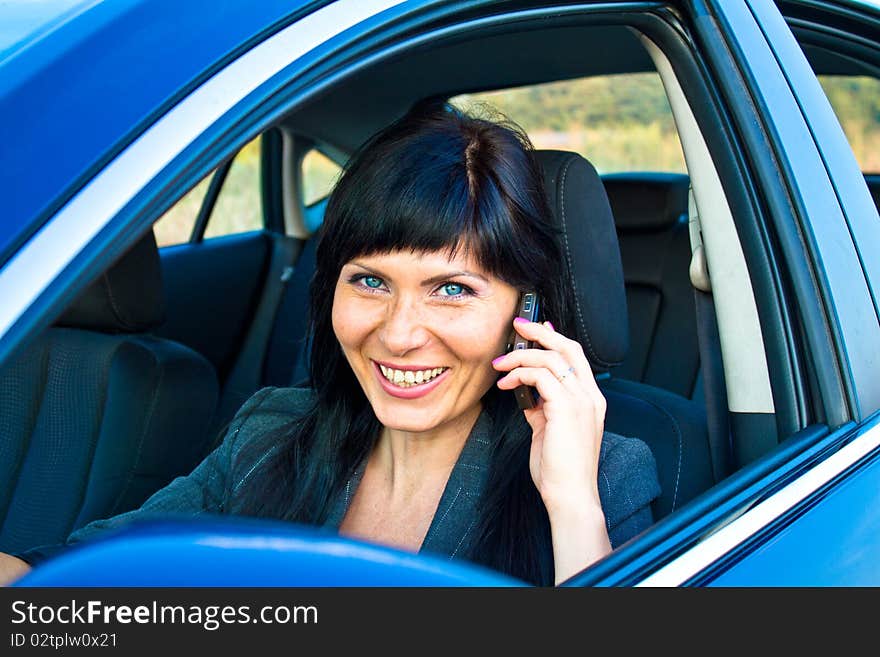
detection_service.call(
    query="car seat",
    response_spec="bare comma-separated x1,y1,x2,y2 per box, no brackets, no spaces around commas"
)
602,172,700,399
0,231,219,553
535,150,716,519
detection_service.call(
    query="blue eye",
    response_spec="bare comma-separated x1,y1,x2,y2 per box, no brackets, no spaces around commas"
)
440,283,464,297
363,276,383,289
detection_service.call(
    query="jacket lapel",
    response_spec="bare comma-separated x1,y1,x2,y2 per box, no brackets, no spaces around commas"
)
418,408,494,560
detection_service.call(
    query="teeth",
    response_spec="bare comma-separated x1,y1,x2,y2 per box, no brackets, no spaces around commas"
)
378,364,447,388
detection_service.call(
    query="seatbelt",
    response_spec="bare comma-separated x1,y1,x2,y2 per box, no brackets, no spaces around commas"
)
688,188,732,482
212,234,302,434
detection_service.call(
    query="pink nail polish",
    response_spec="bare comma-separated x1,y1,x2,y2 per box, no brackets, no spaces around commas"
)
547,321,555,331
492,355,505,364
513,317,529,324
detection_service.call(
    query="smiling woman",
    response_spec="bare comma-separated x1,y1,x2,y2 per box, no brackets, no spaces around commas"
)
1,101,660,587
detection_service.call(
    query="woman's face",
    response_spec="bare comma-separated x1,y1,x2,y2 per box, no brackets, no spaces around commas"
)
332,248,521,434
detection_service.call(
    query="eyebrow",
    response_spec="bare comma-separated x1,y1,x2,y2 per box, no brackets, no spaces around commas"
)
348,261,489,285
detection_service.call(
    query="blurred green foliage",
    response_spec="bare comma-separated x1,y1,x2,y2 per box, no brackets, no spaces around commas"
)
819,75,880,172
454,73,687,173
205,138,262,239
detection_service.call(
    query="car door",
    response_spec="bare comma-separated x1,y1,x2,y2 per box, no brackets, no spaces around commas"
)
689,0,880,586
582,0,880,586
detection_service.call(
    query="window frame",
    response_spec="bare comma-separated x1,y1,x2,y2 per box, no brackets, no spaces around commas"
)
147,133,277,248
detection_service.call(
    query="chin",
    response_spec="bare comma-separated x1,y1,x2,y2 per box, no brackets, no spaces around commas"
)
371,404,442,434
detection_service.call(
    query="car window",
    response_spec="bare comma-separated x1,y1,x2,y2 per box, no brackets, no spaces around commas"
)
451,73,686,174
152,174,212,247
302,148,342,206
817,75,880,173
152,137,264,246
204,137,263,240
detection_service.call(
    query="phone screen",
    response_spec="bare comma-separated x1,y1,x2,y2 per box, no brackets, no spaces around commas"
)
506,291,541,409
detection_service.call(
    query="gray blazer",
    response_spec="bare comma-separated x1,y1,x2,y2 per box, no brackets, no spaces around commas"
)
18,387,661,569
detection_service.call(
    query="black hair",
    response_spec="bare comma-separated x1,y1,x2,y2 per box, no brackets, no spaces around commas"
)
237,100,575,585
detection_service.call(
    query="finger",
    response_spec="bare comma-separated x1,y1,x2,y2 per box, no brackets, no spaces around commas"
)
522,398,547,435
496,366,568,402
507,321,609,423
511,318,588,368
511,319,600,390
492,348,573,381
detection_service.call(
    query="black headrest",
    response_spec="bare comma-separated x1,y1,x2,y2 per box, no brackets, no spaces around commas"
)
601,173,690,232
865,174,880,213
56,231,165,333
535,150,628,372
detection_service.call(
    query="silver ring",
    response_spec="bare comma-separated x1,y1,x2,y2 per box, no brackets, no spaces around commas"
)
556,365,575,382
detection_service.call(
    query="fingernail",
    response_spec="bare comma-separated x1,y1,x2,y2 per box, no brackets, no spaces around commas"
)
491,355,505,365
545,321,555,331
513,317,529,324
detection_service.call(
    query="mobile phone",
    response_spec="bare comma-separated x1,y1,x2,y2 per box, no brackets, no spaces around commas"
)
506,290,541,410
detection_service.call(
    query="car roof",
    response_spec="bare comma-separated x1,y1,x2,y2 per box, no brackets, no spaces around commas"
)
0,0,316,265
0,0,91,62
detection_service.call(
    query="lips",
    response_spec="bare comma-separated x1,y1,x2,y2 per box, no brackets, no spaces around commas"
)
372,360,451,399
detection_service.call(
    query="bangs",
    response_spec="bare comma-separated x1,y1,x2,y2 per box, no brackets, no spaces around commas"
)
326,136,544,287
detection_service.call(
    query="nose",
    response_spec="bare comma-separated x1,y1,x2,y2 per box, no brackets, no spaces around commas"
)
378,295,431,356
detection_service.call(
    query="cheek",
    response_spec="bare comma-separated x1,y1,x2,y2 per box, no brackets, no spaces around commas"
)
332,288,383,351
331,288,360,348
453,310,515,361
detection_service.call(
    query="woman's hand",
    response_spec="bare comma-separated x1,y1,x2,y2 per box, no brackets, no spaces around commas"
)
493,317,606,511
0,553,31,586
492,318,611,583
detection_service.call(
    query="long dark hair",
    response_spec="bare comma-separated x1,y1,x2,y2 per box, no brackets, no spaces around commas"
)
238,100,575,585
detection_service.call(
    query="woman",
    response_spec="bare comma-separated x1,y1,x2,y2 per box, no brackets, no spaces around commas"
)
0,101,659,586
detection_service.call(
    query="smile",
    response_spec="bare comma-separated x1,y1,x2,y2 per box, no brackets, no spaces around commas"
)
372,361,451,399
378,364,448,387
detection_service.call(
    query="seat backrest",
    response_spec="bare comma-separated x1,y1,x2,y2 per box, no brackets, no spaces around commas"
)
536,152,715,518
0,231,219,553
602,173,700,399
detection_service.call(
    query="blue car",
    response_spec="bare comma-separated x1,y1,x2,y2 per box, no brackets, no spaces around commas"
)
1,0,879,586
